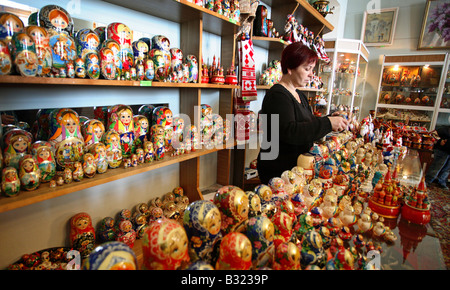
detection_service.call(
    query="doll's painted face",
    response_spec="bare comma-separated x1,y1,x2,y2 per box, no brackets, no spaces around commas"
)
22,160,34,172
119,110,132,126
64,116,77,134
49,10,68,29
28,28,46,45
94,125,104,140
2,15,23,34
13,137,28,153
165,227,188,260
5,171,17,180
233,190,249,219
203,207,221,235
140,119,148,130
75,217,89,231
38,149,50,160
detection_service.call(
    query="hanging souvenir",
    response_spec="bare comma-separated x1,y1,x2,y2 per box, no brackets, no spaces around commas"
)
82,119,105,150
11,32,38,77
31,141,56,183
2,129,32,170
106,22,133,78
84,241,137,270
1,167,21,197
0,12,24,46
75,28,100,60
216,232,252,270
108,104,135,158
38,5,74,36
18,154,40,191
89,142,108,173
69,212,96,258
48,32,77,77
213,185,249,234
245,215,275,269
0,39,12,75
142,218,190,270
183,200,222,263
25,25,52,76
103,130,122,168
101,39,122,78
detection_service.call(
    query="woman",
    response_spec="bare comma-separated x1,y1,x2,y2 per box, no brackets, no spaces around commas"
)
257,42,348,184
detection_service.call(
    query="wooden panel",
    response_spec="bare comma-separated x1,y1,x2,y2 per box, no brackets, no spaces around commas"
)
324,40,336,49
384,54,446,64
179,157,202,201
217,148,232,185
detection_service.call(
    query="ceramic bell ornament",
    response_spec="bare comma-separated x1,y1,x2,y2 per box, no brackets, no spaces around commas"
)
0,39,12,75
25,25,52,76
213,185,249,234
31,141,56,183
70,212,96,258
1,167,21,197
245,215,275,269
84,241,138,270
142,218,190,270
11,32,38,77
216,232,252,270
183,200,222,263
3,128,33,170
103,130,123,168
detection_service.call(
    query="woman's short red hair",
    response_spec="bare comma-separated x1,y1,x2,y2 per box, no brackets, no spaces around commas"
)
280,42,318,74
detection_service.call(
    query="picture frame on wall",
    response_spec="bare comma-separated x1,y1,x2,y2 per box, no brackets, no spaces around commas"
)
361,7,399,47
418,0,450,50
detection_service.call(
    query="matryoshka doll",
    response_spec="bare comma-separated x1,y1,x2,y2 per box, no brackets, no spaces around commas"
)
106,22,133,78
89,142,108,174
170,47,183,74
18,155,40,191
245,190,262,217
84,241,137,270
213,185,249,234
254,184,276,218
143,140,154,163
48,108,85,170
85,52,100,79
185,54,198,83
150,35,171,80
116,220,137,248
272,242,301,270
38,5,74,36
82,153,96,178
103,129,122,168
69,212,96,258
245,215,275,269
2,128,32,170
133,114,149,149
183,200,222,263
101,39,122,78
1,167,21,197
31,141,56,183
152,106,173,151
132,39,148,65
200,104,213,147
25,25,52,76
0,39,12,75
72,161,84,181
33,109,52,140
0,12,24,49
11,32,38,77
108,104,135,158
271,210,294,247
75,28,100,61
144,58,154,81
74,57,86,78
215,232,252,270
97,217,117,243
142,218,190,270
82,119,105,150
100,46,117,80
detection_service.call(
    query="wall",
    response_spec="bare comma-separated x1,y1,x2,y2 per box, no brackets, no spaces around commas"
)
0,0,221,268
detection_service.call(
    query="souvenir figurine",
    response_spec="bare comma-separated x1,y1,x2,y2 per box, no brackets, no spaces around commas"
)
82,153,96,178
3,129,33,170
0,39,12,75
70,212,96,258
75,28,100,61
11,32,38,77
82,119,105,150
56,174,65,186
152,106,173,150
253,5,269,36
89,142,108,174
216,232,252,270
71,161,84,181
271,210,295,247
143,140,154,163
0,12,24,43
32,141,56,183
150,35,171,79
245,191,262,217
132,39,148,64
25,25,52,76
97,217,117,243
183,200,222,263
102,39,122,78
153,134,165,160
84,241,137,270
74,57,86,78
99,46,117,80
106,22,133,78
272,242,301,270
133,114,149,148
144,58,155,81
108,104,135,158
254,184,276,218
115,220,137,248
103,130,122,168
149,206,164,223
38,5,73,35
1,167,21,197
142,218,190,270
85,51,100,79
213,185,249,234
185,54,198,83
338,204,357,227
136,148,145,164
245,215,275,269
300,229,326,268
48,32,77,77
149,50,166,81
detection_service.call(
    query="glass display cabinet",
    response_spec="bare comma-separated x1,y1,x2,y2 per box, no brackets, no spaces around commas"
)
375,53,449,131
433,54,450,129
318,38,369,120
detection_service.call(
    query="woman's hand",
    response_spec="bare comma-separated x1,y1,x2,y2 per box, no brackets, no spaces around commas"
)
328,116,349,132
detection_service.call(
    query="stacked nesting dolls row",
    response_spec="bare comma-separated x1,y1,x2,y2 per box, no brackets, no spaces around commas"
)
0,4,200,82
0,103,231,197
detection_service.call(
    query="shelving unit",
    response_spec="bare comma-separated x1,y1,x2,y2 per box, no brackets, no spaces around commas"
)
433,55,450,128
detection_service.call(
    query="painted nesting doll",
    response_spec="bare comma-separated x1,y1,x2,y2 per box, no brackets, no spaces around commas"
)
245,190,262,217
142,218,190,270
143,140,154,163
48,108,85,170
74,57,86,78
31,141,56,183
183,200,222,263
152,106,173,150
85,51,100,79
0,39,12,75
106,22,133,78
84,241,138,270
170,47,183,73
1,167,21,197
150,35,171,80
0,12,24,49
216,232,252,270
271,211,295,247
11,32,38,77
89,142,108,174
101,39,122,78
133,115,149,148
254,184,276,218
48,32,77,77
82,119,105,150
100,46,117,80
213,185,249,234
75,28,100,61
245,215,275,269
82,153,96,178
25,25,52,76
103,130,122,168
132,39,148,64
33,108,52,140
97,217,117,243
69,212,96,258
38,5,74,36
272,242,301,270
18,155,40,191
138,104,155,125
108,104,135,158
116,220,137,248
2,129,32,170
190,124,200,151
144,58,154,81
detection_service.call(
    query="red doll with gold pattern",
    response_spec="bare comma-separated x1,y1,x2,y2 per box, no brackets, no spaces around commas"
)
69,212,96,258
213,185,249,234
215,232,252,270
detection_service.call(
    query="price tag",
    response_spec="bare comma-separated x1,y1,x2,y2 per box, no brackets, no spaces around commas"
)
140,81,152,86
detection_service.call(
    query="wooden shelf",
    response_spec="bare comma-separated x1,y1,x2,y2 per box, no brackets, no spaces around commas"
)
0,142,236,214
376,103,435,111
252,36,287,49
0,75,239,89
102,0,239,35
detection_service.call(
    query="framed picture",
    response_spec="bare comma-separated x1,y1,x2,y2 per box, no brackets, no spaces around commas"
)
361,7,399,46
418,0,450,50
